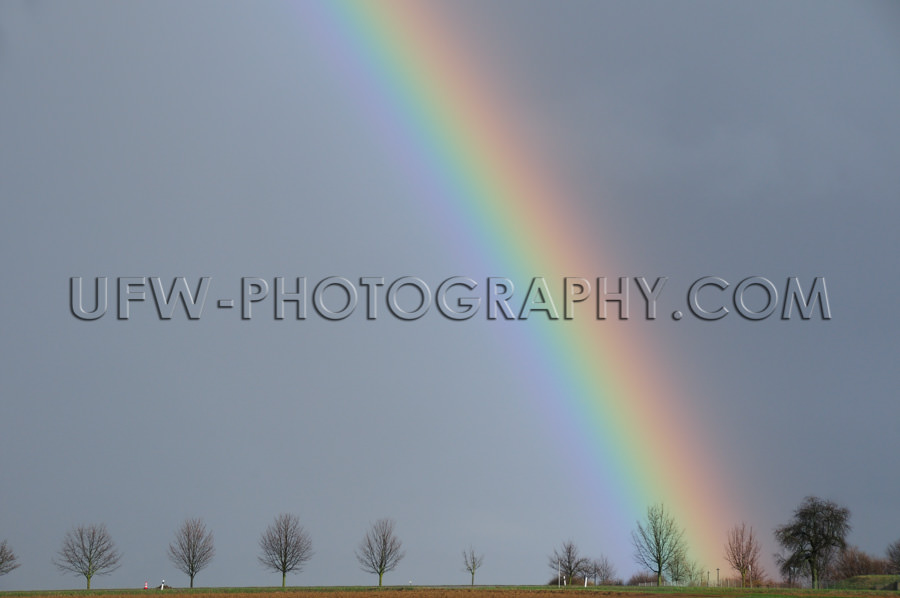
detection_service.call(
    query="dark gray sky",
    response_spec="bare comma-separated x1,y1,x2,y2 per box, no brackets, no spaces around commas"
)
1,1,898,590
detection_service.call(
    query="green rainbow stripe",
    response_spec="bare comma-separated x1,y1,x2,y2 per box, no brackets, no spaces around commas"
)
297,0,740,570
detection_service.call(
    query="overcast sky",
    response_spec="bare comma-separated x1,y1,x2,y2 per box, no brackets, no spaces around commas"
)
1,1,898,590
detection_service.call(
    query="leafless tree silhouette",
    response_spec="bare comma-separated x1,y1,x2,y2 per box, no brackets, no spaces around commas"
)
355,518,404,586
0,540,20,576
168,517,215,588
632,503,686,586
724,522,764,586
53,524,122,589
258,513,313,588
462,546,484,585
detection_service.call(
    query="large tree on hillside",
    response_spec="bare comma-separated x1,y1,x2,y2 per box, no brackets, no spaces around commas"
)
258,513,313,588
53,524,122,589
724,522,764,587
355,518,404,587
774,496,850,589
632,503,687,586
168,517,215,588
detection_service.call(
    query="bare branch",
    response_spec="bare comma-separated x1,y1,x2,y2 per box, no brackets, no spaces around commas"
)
258,513,313,588
53,524,122,589
168,517,215,588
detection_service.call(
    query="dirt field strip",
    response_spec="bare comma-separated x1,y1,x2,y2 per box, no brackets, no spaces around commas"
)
0,586,900,598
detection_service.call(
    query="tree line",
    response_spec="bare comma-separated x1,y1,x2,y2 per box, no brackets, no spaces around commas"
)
544,497,898,589
617,497,897,589
1,497,898,589
0,515,408,589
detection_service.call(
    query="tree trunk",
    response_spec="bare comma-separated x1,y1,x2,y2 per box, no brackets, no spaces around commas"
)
378,571,383,587
282,571,286,588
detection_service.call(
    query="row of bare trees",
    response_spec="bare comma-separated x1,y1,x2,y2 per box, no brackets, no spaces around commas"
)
4,498,898,589
254,515,411,588
5,516,414,589
1,518,477,590
827,545,898,580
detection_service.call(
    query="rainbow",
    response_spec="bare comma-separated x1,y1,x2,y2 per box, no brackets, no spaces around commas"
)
293,0,740,573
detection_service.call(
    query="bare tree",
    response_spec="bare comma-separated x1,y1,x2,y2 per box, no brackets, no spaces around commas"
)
666,549,703,586
258,513,313,588
631,503,686,586
548,540,589,585
888,539,900,574
724,522,763,586
589,555,617,585
168,517,215,588
683,557,705,586
666,548,691,585
0,540,20,576
355,518,404,586
829,545,889,580
462,545,484,585
53,524,122,589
